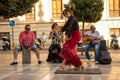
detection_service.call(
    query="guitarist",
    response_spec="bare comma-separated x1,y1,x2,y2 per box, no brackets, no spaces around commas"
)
83,25,100,64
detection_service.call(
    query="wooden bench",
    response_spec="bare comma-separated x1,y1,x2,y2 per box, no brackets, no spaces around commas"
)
77,47,94,52
77,47,94,55
77,42,94,51
22,50,31,64
77,40,106,53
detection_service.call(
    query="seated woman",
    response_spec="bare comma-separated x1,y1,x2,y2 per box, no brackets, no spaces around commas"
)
46,23,63,63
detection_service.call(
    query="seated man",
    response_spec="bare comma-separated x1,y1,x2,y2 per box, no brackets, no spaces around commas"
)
10,24,42,65
37,32,47,49
83,25,101,64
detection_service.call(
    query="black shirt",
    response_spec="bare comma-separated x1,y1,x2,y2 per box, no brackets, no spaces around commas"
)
61,16,79,38
49,31,63,44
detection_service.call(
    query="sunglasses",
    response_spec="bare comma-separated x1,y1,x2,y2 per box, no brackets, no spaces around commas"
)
26,28,31,30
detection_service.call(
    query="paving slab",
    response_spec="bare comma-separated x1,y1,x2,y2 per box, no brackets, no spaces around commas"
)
0,49,120,80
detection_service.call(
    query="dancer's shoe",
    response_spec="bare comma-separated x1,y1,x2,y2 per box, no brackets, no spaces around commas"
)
74,65,84,70
58,64,65,70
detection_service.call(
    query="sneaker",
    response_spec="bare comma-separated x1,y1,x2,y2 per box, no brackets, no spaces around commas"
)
38,60,42,64
87,59,91,64
95,61,99,64
10,62,18,65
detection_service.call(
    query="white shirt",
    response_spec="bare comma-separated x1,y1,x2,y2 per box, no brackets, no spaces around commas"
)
85,31,100,39
39,35,47,40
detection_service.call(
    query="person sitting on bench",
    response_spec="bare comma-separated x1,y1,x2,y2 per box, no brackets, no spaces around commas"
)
37,32,47,49
83,25,101,64
10,24,42,65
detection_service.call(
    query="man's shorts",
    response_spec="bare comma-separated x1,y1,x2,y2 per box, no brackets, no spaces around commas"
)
15,45,38,52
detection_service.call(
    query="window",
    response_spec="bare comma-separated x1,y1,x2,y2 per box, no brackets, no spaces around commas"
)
109,0,120,17
25,6,35,21
110,28,120,36
52,0,62,19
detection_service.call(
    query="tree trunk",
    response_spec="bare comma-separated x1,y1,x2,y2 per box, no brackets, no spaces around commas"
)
81,21,85,55
82,21,85,36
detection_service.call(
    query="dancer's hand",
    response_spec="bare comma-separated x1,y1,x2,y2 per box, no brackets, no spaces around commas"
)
65,35,71,40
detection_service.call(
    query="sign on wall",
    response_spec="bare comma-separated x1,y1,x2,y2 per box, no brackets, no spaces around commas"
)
9,20,15,27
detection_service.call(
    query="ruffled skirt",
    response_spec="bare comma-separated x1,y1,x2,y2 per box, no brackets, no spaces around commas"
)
59,30,82,67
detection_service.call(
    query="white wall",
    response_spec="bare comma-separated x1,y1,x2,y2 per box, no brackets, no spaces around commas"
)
35,0,52,22
101,0,108,20
62,0,69,4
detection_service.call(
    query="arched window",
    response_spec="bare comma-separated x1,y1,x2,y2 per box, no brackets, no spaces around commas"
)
109,0,120,17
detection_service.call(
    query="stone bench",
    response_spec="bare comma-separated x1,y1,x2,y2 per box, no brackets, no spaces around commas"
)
22,50,31,64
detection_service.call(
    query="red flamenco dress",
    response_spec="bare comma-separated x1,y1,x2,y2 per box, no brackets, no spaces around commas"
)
59,30,82,67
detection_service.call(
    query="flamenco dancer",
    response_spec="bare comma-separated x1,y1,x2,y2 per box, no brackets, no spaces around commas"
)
59,8,83,70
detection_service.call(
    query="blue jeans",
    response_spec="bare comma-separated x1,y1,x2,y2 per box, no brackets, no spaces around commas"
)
15,45,38,52
83,42,100,61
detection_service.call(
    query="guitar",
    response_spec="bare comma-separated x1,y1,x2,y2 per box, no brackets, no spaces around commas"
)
82,35,100,45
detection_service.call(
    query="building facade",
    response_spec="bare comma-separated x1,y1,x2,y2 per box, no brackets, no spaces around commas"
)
15,0,120,38
0,0,120,48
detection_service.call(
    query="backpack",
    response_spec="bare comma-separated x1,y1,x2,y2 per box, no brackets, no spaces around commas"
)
98,40,112,64
99,51,112,64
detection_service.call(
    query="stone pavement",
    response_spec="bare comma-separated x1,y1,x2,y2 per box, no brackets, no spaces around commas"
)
0,49,120,80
